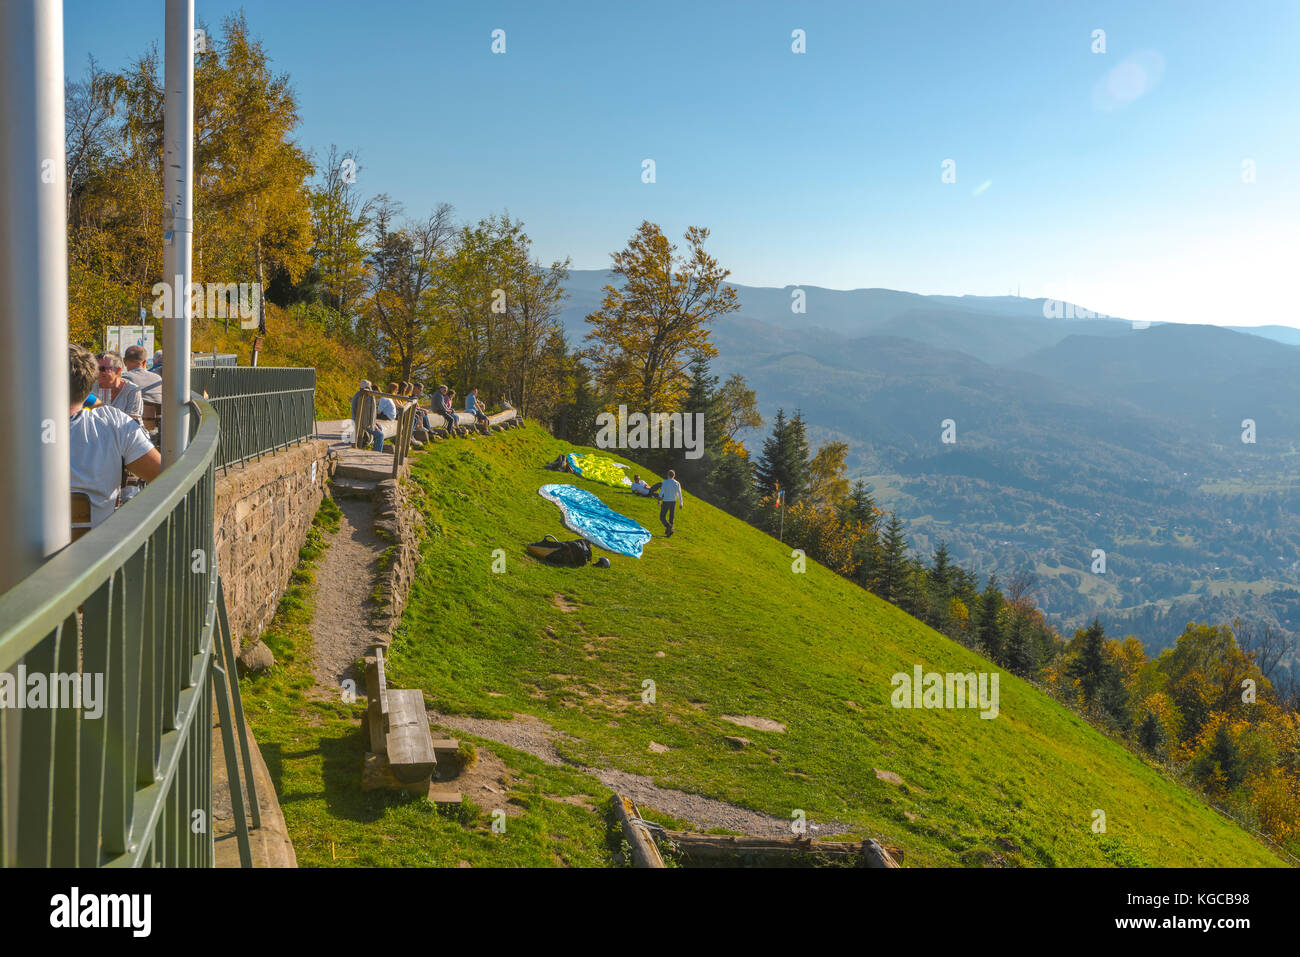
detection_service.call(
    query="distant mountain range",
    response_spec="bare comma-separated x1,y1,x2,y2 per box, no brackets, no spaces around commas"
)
558,270,1300,667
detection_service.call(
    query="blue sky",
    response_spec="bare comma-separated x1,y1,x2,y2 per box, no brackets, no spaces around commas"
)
65,1,1300,327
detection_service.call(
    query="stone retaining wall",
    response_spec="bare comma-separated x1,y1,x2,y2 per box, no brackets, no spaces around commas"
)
369,473,424,641
214,439,334,653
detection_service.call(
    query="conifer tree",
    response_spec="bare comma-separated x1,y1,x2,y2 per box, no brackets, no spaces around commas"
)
755,408,810,505
711,449,759,521
674,352,726,491
1137,712,1165,755
977,575,1003,661
1067,617,1109,705
876,512,910,604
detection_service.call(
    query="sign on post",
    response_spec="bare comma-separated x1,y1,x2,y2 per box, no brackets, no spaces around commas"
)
103,325,156,356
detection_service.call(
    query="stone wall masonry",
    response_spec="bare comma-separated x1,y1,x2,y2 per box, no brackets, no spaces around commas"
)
214,439,335,654
369,472,424,641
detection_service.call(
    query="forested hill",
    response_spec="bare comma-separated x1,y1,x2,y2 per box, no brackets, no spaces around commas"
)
558,270,1300,673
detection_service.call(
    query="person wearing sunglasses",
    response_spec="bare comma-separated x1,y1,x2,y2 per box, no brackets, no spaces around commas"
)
95,351,144,424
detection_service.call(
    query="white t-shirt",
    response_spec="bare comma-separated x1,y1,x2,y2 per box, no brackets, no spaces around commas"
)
70,406,156,527
659,478,683,502
105,379,143,421
631,480,651,495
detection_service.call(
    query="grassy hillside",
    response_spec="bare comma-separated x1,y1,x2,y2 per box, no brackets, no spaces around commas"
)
382,425,1283,867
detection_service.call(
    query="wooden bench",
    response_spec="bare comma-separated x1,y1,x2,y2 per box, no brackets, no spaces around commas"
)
351,391,419,477
142,399,162,434
430,406,519,437
360,648,460,800
71,492,92,542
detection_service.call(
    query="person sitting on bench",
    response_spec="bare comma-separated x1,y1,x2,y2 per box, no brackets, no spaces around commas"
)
466,387,490,428
377,382,399,422
351,378,384,452
403,381,432,433
432,385,460,435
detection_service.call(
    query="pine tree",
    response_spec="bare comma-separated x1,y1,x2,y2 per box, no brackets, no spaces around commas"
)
1193,724,1246,792
1098,665,1132,731
755,408,788,500
755,409,810,505
674,352,726,492
1137,712,1165,755
711,449,759,521
876,512,909,604
786,411,812,502
1067,617,1108,706
1003,609,1037,676
930,542,953,594
977,576,1003,661
842,480,877,526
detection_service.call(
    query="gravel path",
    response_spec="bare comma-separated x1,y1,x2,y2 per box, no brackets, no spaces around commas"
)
429,710,843,838
311,496,389,693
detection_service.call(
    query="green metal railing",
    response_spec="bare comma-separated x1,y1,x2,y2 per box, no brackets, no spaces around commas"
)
190,367,317,470
0,397,257,867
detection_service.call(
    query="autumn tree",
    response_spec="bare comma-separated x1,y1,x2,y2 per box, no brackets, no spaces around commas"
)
501,230,570,415
187,14,313,330
311,145,373,318
584,221,739,410
806,441,850,509
67,14,314,340
714,373,762,454
366,198,455,383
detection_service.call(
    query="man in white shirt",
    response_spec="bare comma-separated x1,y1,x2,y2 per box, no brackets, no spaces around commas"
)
69,345,162,527
122,344,162,404
657,469,685,537
630,474,656,497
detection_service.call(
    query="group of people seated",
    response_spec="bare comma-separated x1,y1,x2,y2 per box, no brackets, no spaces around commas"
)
68,343,162,531
351,379,492,452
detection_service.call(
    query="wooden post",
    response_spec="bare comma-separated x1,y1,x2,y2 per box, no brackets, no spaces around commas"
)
612,794,665,868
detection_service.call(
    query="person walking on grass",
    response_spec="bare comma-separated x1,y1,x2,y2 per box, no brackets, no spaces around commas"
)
658,469,684,537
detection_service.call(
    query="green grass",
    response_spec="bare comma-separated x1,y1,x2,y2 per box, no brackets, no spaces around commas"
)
240,494,619,867
381,424,1285,867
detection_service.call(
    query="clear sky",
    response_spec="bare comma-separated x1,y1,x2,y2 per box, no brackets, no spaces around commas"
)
65,0,1300,327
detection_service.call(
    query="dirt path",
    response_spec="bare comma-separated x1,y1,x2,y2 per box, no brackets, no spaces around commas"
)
429,710,846,839
311,496,389,693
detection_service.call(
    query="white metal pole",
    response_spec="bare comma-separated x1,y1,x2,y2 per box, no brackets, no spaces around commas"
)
0,0,70,868
0,0,71,593
162,0,194,466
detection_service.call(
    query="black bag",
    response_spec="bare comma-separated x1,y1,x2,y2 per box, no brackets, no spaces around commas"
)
526,535,592,567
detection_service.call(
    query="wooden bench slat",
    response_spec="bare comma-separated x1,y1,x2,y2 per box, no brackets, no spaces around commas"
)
385,689,436,781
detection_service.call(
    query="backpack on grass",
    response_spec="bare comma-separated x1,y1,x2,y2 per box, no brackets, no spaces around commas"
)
527,535,592,567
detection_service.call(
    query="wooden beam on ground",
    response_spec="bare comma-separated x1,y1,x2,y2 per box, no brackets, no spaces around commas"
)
657,830,902,868
612,794,665,868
